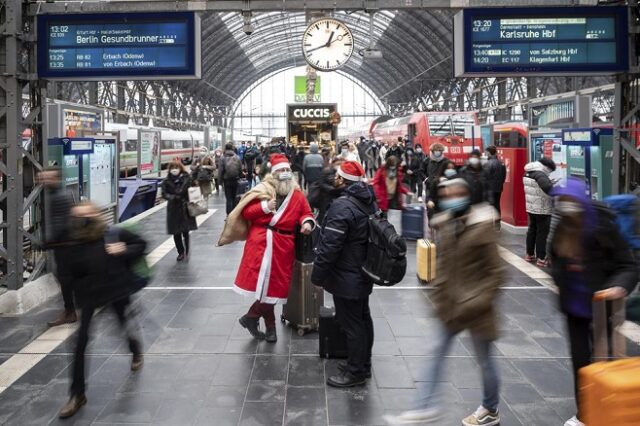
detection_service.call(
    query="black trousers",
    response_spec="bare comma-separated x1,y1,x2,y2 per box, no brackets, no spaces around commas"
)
526,213,551,260
71,297,141,396
173,231,190,255
223,179,239,215
333,295,374,377
54,248,75,312
490,191,503,228
214,178,220,193
567,315,592,421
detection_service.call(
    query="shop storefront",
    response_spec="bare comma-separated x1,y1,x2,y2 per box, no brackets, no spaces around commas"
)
287,103,339,147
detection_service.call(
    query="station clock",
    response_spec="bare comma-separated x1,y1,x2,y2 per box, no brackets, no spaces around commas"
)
302,18,354,71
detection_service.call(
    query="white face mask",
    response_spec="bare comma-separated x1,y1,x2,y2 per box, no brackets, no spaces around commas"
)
556,201,584,216
469,157,480,167
277,171,293,181
169,169,180,176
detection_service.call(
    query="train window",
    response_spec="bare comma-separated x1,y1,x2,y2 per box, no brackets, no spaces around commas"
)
125,140,137,152
451,114,476,137
182,140,191,149
429,115,452,137
162,140,173,149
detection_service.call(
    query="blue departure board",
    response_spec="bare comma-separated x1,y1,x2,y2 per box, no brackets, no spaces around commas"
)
454,7,628,76
38,13,201,80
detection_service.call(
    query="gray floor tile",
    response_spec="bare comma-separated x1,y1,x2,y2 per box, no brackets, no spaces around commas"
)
284,387,327,426
251,355,289,381
240,401,285,426
287,356,324,387
194,406,242,426
511,359,574,398
246,380,286,402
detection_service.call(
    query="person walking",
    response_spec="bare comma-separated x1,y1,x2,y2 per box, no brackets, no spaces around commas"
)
303,143,324,189
547,178,638,426
422,143,449,212
385,138,404,161
384,178,503,426
371,156,410,216
483,145,507,228
39,168,78,327
403,148,421,198
191,155,215,200
218,154,315,343
460,149,489,205
57,202,146,419
314,158,346,224
379,142,388,167
162,161,197,261
523,157,556,267
213,149,223,195
219,142,243,215
312,161,376,388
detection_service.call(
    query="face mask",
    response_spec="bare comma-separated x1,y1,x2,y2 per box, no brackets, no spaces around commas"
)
439,196,470,213
277,171,293,181
387,167,397,179
432,151,443,158
170,169,180,176
469,158,480,167
416,148,422,153
556,201,584,216
444,169,457,178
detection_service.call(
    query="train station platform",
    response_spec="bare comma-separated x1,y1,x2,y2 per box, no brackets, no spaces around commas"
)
0,195,638,426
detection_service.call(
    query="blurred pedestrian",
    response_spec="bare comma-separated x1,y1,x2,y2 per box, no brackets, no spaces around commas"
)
460,149,489,205
39,168,78,327
314,158,346,224
213,149,223,194
422,143,449,210
384,178,503,426
219,142,243,215
313,162,376,388
293,145,306,187
403,148,421,198
303,143,324,190
371,156,410,215
243,144,260,188
483,146,507,228
218,154,315,343
162,161,197,262
191,155,215,200
57,202,146,419
548,178,638,426
385,137,404,160
379,142,388,166
523,157,556,267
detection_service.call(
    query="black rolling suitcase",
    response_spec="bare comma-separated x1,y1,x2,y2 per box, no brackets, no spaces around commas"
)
319,306,348,359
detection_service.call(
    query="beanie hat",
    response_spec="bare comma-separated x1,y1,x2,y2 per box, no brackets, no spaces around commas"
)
470,149,482,157
337,161,365,182
270,154,291,172
431,143,444,152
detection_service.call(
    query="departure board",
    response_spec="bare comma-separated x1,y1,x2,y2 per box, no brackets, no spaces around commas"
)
38,13,201,80
454,7,628,76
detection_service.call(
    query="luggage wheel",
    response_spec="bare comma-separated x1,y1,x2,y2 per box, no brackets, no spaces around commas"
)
280,315,286,324
296,328,306,337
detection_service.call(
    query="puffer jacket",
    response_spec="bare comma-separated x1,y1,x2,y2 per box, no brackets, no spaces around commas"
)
523,161,554,215
312,182,377,299
430,203,504,340
303,145,324,184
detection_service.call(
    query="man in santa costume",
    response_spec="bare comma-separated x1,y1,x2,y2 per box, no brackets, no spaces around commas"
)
218,154,315,342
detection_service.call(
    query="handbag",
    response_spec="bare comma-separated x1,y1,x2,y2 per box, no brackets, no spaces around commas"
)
188,199,208,217
188,186,203,203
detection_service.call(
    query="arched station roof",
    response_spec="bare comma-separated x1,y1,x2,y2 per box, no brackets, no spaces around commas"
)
183,10,455,108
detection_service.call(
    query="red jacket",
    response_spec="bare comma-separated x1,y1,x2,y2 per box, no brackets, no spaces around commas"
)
371,167,409,212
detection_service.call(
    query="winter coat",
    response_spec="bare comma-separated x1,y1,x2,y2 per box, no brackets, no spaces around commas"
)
161,173,197,235
312,182,377,299
549,179,638,317
316,167,345,224
44,186,75,247
105,227,148,303
219,150,242,181
192,164,215,183
371,167,409,212
484,155,507,193
303,149,324,184
460,166,489,205
523,161,554,215
430,203,503,340
404,155,421,184
385,146,404,160
293,150,306,173
422,156,449,201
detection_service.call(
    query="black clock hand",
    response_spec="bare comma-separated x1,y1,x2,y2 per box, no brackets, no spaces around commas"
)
326,31,335,46
306,44,327,53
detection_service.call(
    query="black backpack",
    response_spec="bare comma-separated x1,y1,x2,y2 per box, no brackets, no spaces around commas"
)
307,181,323,209
346,196,407,286
224,155,242,179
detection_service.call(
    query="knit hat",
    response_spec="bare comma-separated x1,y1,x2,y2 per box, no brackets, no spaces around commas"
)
270,154,291,172
431,142,444,152
337,161,365,182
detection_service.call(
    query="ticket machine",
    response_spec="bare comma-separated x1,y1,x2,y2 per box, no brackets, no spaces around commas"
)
562,128,614,200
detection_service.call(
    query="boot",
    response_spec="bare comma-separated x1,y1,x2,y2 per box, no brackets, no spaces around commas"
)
47,311,77,327
58,394,87,419
327,372,366,388
338,362,371,379
131,353,144,371
265,327,277,343
239,315,265,340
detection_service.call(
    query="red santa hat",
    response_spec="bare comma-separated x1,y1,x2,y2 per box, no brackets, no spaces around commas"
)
270,154,291,172
337,161,365,182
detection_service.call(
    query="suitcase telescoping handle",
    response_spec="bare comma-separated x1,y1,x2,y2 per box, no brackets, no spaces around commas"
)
592,293,627,360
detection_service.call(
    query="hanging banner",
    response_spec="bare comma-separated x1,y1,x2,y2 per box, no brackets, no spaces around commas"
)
294,76,321,102
138,129,161,176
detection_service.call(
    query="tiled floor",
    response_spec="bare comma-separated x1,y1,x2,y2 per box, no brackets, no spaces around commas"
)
0,195,637,425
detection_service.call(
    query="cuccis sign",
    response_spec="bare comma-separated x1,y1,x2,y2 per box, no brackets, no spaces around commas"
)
287,103,337,122
293,108,330,119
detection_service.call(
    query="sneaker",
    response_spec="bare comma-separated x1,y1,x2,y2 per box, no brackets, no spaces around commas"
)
564,416,585,426
524,254,535,262
383,408,442,425
58,394,87,419
536,258,549,268
462,405,499,426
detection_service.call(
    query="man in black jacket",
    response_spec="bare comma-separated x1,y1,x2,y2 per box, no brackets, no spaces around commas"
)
218,143,243,215
312,161,377,388
40,168,78,327
483,146,507,227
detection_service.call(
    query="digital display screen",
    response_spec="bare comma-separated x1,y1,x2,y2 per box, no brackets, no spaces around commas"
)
454,7,628,76
38,13,200,80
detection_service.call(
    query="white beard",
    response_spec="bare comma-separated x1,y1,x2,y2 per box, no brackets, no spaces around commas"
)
275,178,295,196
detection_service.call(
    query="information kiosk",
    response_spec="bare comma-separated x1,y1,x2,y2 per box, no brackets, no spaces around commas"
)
562,128,614,200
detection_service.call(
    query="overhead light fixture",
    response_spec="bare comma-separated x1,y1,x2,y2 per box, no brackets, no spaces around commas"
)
242,11,254,36
361,12,383,61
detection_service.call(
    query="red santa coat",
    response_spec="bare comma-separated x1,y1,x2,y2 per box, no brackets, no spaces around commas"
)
234,189,314,304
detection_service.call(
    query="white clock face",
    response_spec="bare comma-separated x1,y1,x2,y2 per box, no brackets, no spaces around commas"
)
302,18,354,71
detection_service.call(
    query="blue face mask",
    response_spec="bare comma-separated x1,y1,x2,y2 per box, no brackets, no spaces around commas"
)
439,196,470,213
444,169,457,178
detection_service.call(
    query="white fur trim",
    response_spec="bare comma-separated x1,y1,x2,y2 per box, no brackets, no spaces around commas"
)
271,162,291,172
337,167,362,182
232,284,287,304
302,216,317,231
466,203,498,226
261,200,272,214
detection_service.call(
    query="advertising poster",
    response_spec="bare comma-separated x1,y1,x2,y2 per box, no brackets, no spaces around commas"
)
531,135,567,184
294,76,321,102
139,130,160,176
64,109,101,137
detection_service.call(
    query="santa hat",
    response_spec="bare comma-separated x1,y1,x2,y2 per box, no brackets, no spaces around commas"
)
270,154,291,172
338,161,365,182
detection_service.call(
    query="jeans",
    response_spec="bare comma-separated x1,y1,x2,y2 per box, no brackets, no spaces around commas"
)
526,213,551,260
71,297,141,396
417,326,499,412
333,295,374,377
223,179,239,215
566,315,592,421
173,231,190,255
